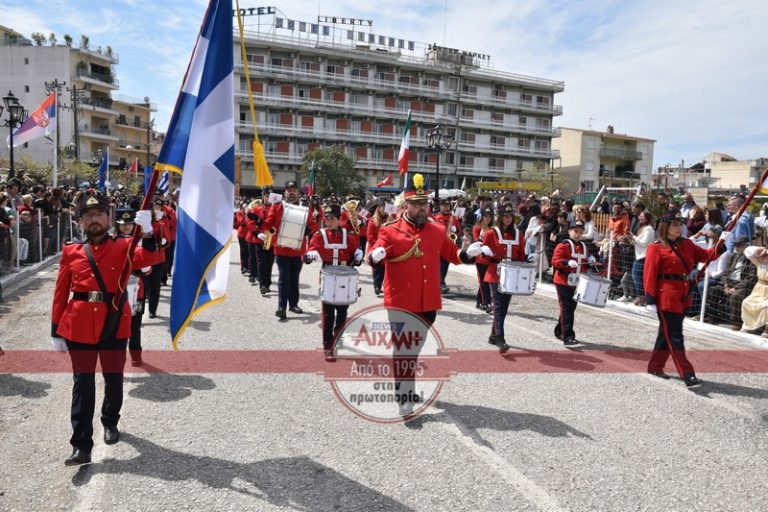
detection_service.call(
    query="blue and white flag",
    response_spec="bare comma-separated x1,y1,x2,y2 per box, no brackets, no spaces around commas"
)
157,170,170,197
156,0,234,348
97,147,109,192
143,165,152,195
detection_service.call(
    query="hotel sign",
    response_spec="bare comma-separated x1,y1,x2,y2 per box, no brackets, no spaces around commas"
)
232,6,275,17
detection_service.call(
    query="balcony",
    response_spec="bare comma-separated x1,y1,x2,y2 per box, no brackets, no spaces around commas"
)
115,119,151,131
78,123,119,142
599,147,643,161
80,97,117,115
77,70,119,90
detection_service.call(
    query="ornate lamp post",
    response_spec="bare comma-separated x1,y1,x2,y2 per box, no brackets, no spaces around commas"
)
2,91,29,179
426,124,453,204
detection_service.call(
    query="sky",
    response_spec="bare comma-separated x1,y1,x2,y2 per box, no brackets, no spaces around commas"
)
4,0,768,169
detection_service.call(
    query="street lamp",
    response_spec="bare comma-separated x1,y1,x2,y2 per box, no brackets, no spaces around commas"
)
2,91,29,179
426,124,453,204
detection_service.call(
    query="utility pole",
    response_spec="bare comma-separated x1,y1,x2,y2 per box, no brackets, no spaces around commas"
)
66,84,85,162
45,79,66,187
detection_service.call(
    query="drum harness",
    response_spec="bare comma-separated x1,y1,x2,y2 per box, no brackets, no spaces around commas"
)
492,227,520,263
563,239,589,287
319,228,349,266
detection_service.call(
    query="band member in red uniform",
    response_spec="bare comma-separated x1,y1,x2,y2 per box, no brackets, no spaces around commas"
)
259,181,319,319
244,199,263,286
114,208,162,367
644,212,731,387
366,199,388,296
306,204,363,361
256,196,275,295
50,195,157,465
552,220,595,346
433,198,462,293
482,204,527,352
235,203,250,275
162,199,177,285
367,174,484,417
472,207,494,313
146,198,169,319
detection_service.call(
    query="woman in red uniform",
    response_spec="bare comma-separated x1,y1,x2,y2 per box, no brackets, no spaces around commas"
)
305,204,362,361
644,211,731,387
473,207,494,313
482,204,527,352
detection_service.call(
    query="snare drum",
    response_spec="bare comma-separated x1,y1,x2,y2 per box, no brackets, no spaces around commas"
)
574,274,611,308
320,265,360,305
276,203,309,250
497,260,536,295
127,275,141,316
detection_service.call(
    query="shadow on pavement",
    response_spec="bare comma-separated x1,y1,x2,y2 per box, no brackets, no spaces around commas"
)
125,363,216,403
73,433,414,511
406,400,593,447
0,374,52,398
690,380,768,400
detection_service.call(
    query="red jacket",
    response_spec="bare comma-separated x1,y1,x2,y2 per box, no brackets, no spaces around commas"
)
433,212,462,236
151,218,169,263
51,236,162,343
260,202,319,257
244,206,265,245
552,239,590,287
163,205,177,242
482,226,527,284
644,239,721,313
472,225,491,266
369,216,465,313
308,228,360,266
235,211,250,239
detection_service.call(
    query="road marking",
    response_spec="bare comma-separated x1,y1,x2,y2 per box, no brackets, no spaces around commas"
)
429,404,565,512
444,290,759,421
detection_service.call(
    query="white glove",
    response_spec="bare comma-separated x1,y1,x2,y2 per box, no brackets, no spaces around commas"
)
354,248,363,263
720,230,733,243
645,304,657,315
588,256,596,264
526,254,535,262
135,210,153,233
370,247,387,264
141,266,151,273
450,225,457,233
466,241,483,258
161,237,168,245
567,260,578,268
481,245,494,257
305,250,320,262
51,337,67,352
257,233,267,241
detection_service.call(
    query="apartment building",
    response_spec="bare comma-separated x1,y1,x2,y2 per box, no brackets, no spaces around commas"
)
234,14,563,191
0,25,156,178
552,126,656,193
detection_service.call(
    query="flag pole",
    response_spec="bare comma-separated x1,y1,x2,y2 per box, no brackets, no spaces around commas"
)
53,90,58,188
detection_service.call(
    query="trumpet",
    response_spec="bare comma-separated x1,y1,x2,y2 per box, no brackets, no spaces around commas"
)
344,199,360,235
264,227,276,250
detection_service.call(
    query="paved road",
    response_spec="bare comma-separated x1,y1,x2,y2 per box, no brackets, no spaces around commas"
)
2,252,768,511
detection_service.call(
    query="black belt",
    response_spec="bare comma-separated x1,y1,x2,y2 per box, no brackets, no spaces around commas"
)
72,291,113,302
658,274,688,281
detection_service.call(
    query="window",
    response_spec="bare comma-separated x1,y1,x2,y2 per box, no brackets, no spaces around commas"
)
461,108,474,119
446,152,456,164
240,111,246,122
491,112,504,124
521,93,533,103
584,180,594,191
536,95,550,106
459,155,474,166
268,113,280,124
462,84,477,95
586,161,594,171
586,138,596,150
351,121,361,132
446,103,458,116
535,118,550,129
24,58,29,65
460,132,475,143
351,67,369,78
518,139,531,149
24,85,30,93
489,158,505,169
490,136,505,147
534,140,549,150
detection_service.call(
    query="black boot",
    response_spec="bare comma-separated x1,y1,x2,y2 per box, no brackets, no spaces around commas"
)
64,449,91,466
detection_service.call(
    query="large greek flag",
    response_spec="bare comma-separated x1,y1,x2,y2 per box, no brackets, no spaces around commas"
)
155,0,234,347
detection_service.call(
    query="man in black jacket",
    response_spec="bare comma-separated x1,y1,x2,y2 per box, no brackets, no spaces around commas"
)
706,236,758,329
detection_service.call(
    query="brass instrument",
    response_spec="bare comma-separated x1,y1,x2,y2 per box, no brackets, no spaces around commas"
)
446,213,459,244
264,227,276,250
344,199,360,235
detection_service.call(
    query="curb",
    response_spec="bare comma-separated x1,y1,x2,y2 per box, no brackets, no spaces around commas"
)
449,263,768,349
0,254,61,296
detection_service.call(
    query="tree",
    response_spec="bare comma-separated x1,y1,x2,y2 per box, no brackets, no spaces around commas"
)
299,146,366,197
80,35,89,49
49,33,57,45
63,34,72,46
15,155,53,184
31,32,46,46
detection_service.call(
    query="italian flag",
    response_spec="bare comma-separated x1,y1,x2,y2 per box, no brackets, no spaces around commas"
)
398,109,412,175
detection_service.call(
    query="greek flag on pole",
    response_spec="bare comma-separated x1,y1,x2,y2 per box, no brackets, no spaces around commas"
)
157,170,169,197
155,0,234,347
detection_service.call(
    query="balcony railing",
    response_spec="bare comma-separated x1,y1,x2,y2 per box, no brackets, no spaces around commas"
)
116,119,150,129
599,147,643,161
78,70,119,88
80,97,115,111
